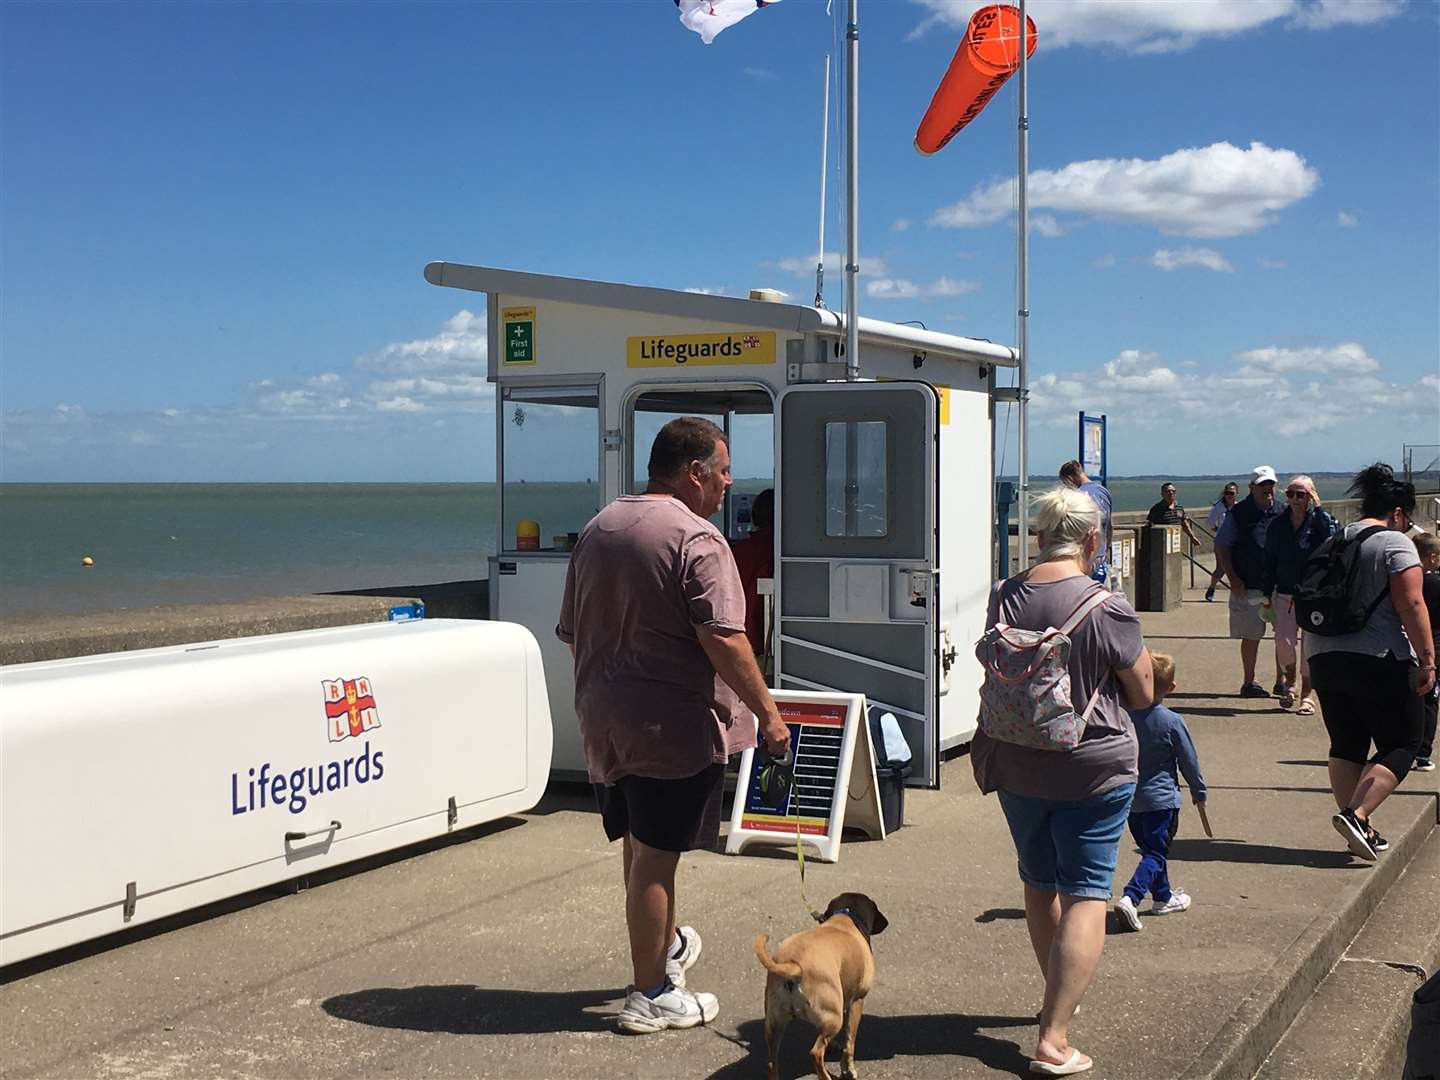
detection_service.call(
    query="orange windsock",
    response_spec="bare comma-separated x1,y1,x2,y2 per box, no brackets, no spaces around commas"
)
915,5,1037,156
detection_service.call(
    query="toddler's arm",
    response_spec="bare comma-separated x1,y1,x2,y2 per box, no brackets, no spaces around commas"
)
1173,713,1207,803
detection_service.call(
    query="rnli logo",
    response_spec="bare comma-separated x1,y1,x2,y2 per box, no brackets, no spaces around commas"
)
323,676,380,742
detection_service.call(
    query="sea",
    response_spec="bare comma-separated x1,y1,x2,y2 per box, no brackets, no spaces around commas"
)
0,477,1364,620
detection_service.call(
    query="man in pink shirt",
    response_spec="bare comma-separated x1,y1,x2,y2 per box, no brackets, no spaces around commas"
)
557,416,790,1034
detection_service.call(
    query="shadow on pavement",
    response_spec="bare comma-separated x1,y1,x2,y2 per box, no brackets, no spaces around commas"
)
974,907,1026,923
1275,759,1329,767
1170,838,1362,869
322,984,622,1034
703,1012,1034,1079
1171,706,1245,717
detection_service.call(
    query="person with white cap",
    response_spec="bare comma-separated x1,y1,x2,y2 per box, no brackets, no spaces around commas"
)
1213,466,1286,698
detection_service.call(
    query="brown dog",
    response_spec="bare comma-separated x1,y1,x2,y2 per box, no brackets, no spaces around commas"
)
752,892,888,1080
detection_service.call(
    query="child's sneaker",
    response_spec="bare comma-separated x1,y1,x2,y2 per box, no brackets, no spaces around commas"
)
665,926,702,988
616,982,718,1034
1414,757,1436,772
1204,586,1216,602
1151,890,1192,915
1115,895,1143,932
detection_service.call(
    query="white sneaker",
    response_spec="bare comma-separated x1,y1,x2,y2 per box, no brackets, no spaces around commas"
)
1115,895,1143,932
665,926,702,988
616,983,719,1034
1152,890,1192,915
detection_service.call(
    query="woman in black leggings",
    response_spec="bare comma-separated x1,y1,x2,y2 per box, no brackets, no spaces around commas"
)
1307,464,1436,861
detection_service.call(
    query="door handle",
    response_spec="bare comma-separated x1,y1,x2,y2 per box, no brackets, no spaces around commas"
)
285,820,341,843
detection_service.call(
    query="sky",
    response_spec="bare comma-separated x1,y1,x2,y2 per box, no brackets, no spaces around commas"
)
2,0,1437,483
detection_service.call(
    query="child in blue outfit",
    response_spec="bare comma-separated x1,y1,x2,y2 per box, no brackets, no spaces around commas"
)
1115,651,1208,931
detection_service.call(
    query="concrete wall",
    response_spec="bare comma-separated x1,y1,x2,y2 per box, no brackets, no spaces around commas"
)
0,594,424,667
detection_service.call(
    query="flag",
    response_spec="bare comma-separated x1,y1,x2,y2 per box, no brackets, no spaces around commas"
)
676,0,779,45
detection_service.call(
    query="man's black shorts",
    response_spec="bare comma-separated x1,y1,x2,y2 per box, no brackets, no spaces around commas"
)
593,763,726,853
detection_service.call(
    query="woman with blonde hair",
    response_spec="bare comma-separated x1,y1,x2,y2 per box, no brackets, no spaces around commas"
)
972,486,1154,1076
1263,475,1337,711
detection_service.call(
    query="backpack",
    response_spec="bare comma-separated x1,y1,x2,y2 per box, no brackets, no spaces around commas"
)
975,586,1114,752
1294,525,1390,637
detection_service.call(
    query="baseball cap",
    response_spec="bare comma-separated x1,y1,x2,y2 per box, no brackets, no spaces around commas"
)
1249,465,1278,486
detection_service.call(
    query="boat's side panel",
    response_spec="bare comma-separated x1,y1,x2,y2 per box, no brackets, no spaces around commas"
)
1,619,552,966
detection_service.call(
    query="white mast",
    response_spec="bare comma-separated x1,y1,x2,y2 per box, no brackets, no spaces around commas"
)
815,53,831,307
1016,0,1031,568
845,0,860,379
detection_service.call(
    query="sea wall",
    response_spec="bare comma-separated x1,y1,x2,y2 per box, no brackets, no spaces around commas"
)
0,594,424,667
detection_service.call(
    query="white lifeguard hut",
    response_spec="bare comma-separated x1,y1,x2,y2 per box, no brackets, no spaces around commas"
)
425,262,1017,788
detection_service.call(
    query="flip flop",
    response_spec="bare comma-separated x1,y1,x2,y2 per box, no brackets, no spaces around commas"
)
1029,1048,1093,1075
1296,699,1316,716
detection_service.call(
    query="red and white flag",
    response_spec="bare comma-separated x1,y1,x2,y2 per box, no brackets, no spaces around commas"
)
675,0,779,45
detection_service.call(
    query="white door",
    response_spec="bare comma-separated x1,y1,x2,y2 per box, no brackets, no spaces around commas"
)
774,382,941,787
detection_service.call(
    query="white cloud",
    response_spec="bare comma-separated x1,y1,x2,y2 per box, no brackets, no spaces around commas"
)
776,251,890,277
741,66,778,81
1290,0,1403,30
1152,247,1235,272
892,218,913,233
355,309,487,375
1337,210,1359,227
1026,340,1428,442
931,142,1318,238
1032,214,1066,238
866,275,980,300
1091,254,1117,269
306,372,342,387
683,286,728,295
375,396,426,413
909,1,1402,53
1258,256,1288,270
1235,342,1380,375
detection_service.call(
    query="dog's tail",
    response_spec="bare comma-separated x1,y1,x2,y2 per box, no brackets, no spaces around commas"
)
752,935,803,979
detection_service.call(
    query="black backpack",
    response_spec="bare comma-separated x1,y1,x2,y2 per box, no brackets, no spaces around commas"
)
1294,525,1390,637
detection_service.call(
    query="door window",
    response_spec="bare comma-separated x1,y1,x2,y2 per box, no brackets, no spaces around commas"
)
824,420,887,538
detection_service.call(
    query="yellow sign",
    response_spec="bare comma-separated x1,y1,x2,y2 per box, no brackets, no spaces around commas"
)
501,306,536,366
626,331,776,368
936,385,952,426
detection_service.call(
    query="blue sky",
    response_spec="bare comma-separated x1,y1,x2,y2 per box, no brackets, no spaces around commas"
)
2,0,1436,482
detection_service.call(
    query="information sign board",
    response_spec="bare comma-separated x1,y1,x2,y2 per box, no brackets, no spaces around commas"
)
725,690,882,863
502,306,536,366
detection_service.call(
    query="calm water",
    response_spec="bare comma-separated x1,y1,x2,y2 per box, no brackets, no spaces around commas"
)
0,477,1373,618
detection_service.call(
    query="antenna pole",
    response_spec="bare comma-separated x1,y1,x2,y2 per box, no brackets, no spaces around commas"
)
815,53,831,307
1016,0,1031,569
844,0,860,379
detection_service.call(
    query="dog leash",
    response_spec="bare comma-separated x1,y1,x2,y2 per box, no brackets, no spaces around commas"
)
759,746,825,923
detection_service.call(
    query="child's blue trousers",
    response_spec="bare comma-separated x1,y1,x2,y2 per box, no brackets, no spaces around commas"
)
1122,808,1180,904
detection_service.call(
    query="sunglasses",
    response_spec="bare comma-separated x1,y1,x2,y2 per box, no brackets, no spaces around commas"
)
1286,490,1311,499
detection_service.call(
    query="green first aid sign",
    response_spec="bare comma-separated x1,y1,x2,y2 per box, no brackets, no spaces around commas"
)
502,306,536,365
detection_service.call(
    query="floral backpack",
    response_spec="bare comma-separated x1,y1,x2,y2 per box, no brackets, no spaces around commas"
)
975,586,1114,751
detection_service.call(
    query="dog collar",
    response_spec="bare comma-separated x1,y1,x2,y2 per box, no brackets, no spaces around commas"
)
826,907,854,921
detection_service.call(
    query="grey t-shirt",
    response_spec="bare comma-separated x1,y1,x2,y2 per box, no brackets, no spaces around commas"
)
971,574,1144,801
556,495,755,784
1305,523,1422,662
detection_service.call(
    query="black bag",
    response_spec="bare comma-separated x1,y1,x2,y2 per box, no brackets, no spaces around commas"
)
1294,525,1390,637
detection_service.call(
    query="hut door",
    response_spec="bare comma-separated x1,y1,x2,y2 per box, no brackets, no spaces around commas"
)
774,382,940,787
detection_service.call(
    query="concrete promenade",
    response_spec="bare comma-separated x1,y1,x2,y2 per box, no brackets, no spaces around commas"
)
3,588,1437,1079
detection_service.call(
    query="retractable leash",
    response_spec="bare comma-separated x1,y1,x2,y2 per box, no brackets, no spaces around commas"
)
758,747,825,923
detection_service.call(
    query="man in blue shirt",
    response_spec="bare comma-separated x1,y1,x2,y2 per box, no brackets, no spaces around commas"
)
1060,459,1112,586
1214,465,1286,698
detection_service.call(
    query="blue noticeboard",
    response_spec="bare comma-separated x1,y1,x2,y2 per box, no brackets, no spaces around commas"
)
1079,412,1107,488
388,603,425,622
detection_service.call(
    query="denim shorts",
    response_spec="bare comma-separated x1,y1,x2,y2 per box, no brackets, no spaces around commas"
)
997,783,1136,900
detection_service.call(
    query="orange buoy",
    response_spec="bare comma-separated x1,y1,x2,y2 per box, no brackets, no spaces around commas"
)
915,4,1037,156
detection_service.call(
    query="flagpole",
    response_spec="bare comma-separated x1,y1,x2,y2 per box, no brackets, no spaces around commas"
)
1015,0,1031,569
815,54,830,308
844,0,859,380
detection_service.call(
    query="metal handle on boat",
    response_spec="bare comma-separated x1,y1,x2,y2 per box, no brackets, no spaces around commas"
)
284,820,342,843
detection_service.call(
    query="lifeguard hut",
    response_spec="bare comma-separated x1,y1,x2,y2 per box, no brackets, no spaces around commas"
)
424,263,1017,788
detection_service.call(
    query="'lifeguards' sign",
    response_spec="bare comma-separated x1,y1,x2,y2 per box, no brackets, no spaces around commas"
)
627,331,776,368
